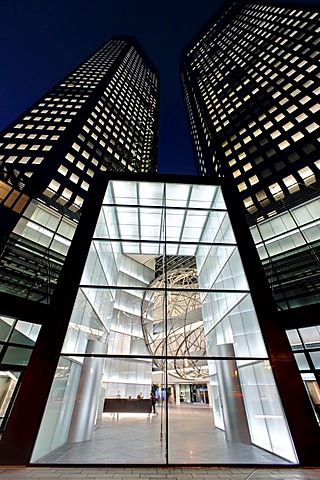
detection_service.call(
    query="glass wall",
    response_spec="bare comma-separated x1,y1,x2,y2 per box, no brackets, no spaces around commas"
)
287,326,320,424
31,180,297,464
0,316,41,431
250,196,320,309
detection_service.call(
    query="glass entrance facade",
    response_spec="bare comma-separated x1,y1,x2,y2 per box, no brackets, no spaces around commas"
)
31,180,297,465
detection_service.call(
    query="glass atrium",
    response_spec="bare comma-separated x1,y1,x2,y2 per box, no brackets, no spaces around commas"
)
31,180,297,465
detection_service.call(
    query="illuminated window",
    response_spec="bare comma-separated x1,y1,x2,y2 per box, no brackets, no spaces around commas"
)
298,166,315,185
58,165,68,176
306,122,319,133
279,140,290,150
249,175,259,185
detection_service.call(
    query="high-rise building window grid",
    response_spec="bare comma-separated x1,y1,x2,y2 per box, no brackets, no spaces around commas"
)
0,39,158,214
0,36,159,306
183,2,320,214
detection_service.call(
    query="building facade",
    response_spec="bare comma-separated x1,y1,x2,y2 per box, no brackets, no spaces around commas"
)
0,6,320,468
0,35,159,302
181,0,320,450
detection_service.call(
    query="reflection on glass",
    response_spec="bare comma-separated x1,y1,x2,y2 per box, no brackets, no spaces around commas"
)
0,371,20,430
2,346,32,366
0,317,15,342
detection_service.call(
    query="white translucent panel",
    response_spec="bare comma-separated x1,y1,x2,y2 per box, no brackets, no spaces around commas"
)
255,243,268,261
286,329,302,348
201,291,247,335
265,230,306,256
14,219,53,247
140,209,163,241
310,351,320,369
302,223,320,243
103,182,113,204
50,234,71,255
165,244,179,255
140,243,163,255
292,198,320,225
209,373,225,430
119,223,139,239
203,295,267,359
62,290,110,354
214,214,236,243
31,358,81,462
138,181,165,207
107,331,135,355
189,184,218,208
294,352,309,370
57,218,76,240
200,210,236,244
118,254,154,285
25,201,61,230
210,248,249,291
80,243,112,286
97,241,121,285
122,243,140,254
212,187,227,210
184,210,208,229
258,213,295,240
250,225,263,244
108,180,138,205
178,244,197,255
108,312,144,342
197,244,248,291
229,295,268,357
116,208,139,237
165,210,185,227
165,183,191,207
114,289,145,318
239,362,297,462
298,326,320,348
82,288,114,330
102,357,152,398
14,321,41,343
95,206,120,239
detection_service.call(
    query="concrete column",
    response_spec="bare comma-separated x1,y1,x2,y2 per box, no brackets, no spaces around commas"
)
68,340,107,443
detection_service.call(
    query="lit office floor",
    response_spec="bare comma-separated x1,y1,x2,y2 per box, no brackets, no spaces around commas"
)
36,404,294,465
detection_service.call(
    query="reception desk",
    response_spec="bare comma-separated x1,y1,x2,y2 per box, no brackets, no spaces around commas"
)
103,398,151,414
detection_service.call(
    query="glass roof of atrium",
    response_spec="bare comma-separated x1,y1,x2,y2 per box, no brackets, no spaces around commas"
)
96,180,237,257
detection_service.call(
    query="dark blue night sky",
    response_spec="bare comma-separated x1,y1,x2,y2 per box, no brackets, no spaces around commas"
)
1,0,319,175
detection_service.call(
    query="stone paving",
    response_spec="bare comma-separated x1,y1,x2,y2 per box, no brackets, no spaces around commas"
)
0,467,320,480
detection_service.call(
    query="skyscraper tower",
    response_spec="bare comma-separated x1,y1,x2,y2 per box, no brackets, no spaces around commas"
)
181,0,320,309
0,36,159,302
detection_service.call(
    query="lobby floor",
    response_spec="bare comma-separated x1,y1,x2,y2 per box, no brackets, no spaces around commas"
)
35,404,295,465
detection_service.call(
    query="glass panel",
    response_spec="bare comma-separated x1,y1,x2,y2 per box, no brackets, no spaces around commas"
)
299,326,320,349
286,329,302,350
33,180,297,465
0,317,15,342
62,288,160,356
0,371,21,431
294,352,309,370
32,356,166,464
309,351,320,369
169,358,296,464
10,321,40,346
2,346,32,366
